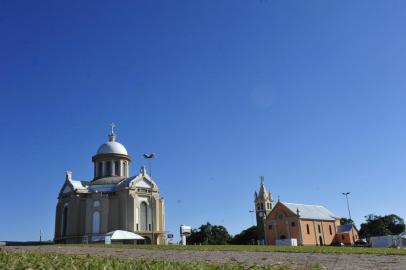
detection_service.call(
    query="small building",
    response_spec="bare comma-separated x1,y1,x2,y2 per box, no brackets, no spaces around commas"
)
370,234,406,248
335,223,359,245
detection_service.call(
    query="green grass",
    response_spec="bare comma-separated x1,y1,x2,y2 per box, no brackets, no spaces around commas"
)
0,250,319,270
62,243,406,255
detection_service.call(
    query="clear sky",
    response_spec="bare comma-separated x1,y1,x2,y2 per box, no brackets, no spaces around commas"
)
1,0,405,242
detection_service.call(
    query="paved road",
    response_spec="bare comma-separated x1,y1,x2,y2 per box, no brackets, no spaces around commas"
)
3,245,406,270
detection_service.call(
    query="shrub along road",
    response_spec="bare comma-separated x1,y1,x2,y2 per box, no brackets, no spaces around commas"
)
3,245,406,270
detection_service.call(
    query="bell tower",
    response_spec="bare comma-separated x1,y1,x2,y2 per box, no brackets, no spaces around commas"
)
254,176,273,244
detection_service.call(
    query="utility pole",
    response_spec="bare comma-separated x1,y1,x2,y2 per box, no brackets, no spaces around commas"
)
249,210,255,226
342,192,352,220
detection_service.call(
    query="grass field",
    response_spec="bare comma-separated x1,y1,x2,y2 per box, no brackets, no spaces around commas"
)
0,250,320,270
63,243,406,255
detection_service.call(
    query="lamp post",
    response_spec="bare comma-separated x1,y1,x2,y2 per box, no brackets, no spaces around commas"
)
342,192,352,221
249,210,255,225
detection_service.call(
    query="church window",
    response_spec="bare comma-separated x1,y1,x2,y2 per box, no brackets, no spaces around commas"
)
291,222,295,227
306,224,310,234
98,162,103,177
106,161,111,176
140,202,148,231
329,225,332,235
114,161,120,176
260,203,264,210
278,213,284,220
92,211,100,234
257,204,260,211
123,162,127,177
93,200,100,208
318,224,321,234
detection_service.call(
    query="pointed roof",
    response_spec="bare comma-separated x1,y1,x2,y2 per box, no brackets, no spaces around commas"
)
257,176,271,199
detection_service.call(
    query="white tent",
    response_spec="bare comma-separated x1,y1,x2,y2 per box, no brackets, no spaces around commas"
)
105,230,144,240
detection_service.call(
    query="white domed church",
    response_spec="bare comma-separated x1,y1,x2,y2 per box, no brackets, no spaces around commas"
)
54,126,165,244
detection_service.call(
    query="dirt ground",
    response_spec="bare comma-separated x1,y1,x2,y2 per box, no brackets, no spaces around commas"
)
3,245,406,270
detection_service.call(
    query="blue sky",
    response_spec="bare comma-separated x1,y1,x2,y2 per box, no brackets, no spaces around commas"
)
1,0,406,241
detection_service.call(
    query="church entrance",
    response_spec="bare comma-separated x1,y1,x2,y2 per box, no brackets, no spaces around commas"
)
319,236,323,246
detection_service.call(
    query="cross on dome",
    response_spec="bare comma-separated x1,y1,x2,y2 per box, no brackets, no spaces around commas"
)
111,122,116,134
108,122,116,142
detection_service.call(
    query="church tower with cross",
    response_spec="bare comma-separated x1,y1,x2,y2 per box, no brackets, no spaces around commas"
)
254,176,273,244
54,124,166,244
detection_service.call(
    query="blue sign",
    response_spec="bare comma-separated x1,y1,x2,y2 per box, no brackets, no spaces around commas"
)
167,234,174,239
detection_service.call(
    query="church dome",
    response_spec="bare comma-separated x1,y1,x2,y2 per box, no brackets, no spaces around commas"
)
97,141,128,155
96,123,129,156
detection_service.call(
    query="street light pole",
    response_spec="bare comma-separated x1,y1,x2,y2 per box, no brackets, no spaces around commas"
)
342,192,352,221
249,210,255,226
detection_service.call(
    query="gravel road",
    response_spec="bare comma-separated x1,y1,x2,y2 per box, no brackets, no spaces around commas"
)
3,245,406,270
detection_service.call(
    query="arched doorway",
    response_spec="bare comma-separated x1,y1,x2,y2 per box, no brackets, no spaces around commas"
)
319,236,323,246
140,202,148,231
92,211,100,234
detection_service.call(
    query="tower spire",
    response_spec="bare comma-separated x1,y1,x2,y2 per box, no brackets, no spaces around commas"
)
108,122,116,142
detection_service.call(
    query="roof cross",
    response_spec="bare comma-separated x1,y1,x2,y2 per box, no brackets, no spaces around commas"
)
110,122,116,135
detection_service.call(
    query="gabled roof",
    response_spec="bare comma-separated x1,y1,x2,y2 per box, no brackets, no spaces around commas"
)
59,166,159,195
117,166,158,190
282,202,338,221
59,178,88,196
337,224,356,233
70,180,88,190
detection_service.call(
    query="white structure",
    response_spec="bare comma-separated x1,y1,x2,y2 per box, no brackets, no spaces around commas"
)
371,234,406,248
105,230,144,244
180,225,191,245
276,238,298,246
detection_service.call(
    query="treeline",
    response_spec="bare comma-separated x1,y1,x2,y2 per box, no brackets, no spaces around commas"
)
187,223,258,245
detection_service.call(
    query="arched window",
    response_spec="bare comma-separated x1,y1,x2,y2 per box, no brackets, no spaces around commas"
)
306,224,310,234
318,224,321,234
98,162,103,177
105,161,111,176
92,211,100,234
114,161,120,176
140,202,148,231
93,200,100,208
123,162,127,177
61,204,68,236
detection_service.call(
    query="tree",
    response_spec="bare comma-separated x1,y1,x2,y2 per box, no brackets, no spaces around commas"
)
359,214,405,239
187,222,231,245
340,217,354,225
229,226,258,245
